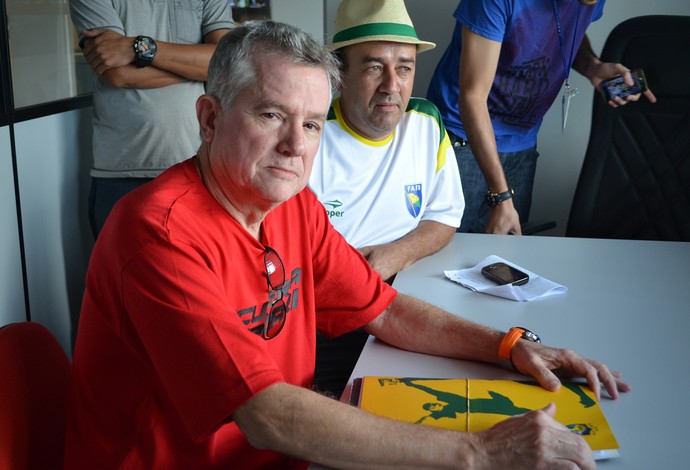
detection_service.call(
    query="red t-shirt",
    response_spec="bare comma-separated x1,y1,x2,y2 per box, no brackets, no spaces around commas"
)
65,158,397,469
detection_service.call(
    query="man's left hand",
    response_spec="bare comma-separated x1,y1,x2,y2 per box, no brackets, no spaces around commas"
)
590,62,657,107
82,29,136,75
510,339,632,401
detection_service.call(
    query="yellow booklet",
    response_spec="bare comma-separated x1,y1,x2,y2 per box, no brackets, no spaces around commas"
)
354,377,619,460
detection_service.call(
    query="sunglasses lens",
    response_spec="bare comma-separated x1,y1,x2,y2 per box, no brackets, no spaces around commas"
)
264,300,286,339
264,249,285,289
262,246,287,340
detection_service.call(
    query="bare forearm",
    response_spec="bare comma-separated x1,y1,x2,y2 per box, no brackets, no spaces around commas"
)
236,379,599,469
458,93,508,194
457,27,508,194
101,65,187,89
360,221,455,282
107,41,221,88
458,91,520,233
397,220,456,260
365,294,503,364
572,35,601,81
235,382,476,469
152,40,220,81
84,29,229,88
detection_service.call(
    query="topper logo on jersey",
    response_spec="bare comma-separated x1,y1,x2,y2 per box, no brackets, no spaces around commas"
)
405,184,423,218
237,267,302,337
323,199,345,218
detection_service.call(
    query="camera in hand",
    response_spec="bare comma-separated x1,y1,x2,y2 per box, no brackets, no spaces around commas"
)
601,69,648,101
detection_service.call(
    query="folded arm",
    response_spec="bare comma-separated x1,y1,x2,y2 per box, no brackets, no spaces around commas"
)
81,28,230,89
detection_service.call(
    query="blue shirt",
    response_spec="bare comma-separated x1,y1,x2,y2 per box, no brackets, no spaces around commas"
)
427,0,605,152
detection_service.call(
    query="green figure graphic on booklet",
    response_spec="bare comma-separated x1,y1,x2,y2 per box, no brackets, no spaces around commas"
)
355,377,620,460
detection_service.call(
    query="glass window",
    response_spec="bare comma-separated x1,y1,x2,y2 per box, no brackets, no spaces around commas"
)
1,3,10,121
230,0,271,24
5,0,91,109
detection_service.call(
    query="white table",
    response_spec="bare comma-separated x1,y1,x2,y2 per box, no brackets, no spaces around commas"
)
345,234,690,468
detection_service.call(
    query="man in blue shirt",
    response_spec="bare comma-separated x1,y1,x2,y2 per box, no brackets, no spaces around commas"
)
428,0,656,234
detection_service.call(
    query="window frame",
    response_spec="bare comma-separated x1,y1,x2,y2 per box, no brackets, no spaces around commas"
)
0,0,92,127
1,0,11,126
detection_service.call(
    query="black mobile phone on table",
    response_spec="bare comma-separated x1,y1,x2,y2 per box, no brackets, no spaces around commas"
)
481,262,529,286
601,69,648,101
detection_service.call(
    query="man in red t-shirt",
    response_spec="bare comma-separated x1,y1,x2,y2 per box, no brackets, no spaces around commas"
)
65,19,629,470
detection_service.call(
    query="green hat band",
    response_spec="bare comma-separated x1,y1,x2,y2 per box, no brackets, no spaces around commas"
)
333,22,419,43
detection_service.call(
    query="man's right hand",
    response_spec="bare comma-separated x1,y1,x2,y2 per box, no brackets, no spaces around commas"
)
475,403,595,469
484,201,522,235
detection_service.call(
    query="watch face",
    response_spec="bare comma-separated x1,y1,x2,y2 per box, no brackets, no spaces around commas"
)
522,330,541,343
137,37,157,59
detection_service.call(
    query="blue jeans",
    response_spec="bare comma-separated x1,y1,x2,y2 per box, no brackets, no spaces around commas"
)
89,177,153,238
452,138,539,233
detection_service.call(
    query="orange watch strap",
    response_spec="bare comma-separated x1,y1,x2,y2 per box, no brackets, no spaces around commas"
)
498,327,525,369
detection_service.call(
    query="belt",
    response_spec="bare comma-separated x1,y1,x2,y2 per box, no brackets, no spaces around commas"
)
447,131,468,148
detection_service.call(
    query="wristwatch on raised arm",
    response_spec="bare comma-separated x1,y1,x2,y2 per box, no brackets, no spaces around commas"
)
498,327,541,370
485,188,515,208
133,35,157,68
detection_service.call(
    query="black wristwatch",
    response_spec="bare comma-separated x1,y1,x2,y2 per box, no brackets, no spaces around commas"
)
485,188,515,208
133,35,157,68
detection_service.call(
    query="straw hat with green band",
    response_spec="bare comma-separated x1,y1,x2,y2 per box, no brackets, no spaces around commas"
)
329,0,436,53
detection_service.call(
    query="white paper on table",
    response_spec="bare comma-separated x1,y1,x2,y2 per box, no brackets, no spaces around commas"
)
444,255,567,302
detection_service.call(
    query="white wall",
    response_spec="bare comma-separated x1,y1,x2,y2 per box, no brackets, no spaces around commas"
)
326,0,689,235
0,126,27,327
272,0,325,42
10,108,94,356
6,0,77,108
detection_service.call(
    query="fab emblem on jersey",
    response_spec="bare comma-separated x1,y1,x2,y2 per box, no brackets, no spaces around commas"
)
404,184,423,218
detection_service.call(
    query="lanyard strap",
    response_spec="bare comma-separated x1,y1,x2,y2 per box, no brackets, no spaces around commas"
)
552,0,582,85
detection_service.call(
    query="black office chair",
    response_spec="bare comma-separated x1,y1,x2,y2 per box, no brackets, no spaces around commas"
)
566,15,690,241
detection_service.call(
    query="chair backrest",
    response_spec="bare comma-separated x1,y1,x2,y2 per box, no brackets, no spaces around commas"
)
0,322,71,470
566,15,690,241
